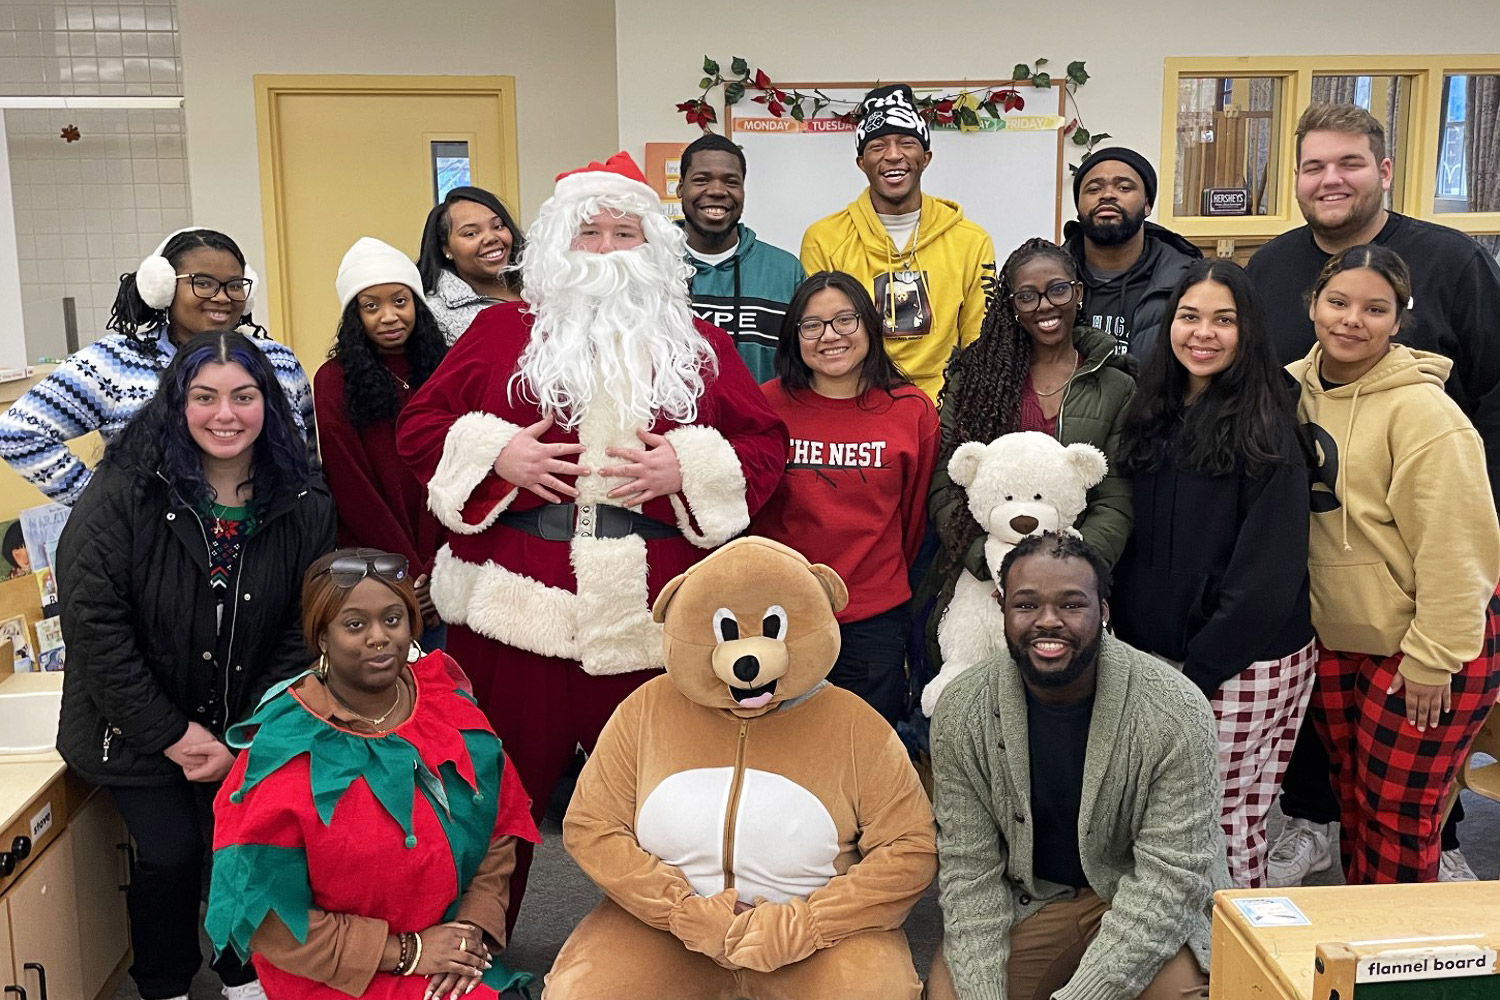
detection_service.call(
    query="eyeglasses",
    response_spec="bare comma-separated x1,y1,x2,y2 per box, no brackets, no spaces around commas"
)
175,273,254,302
796,312,861,340
1011,280,1081,312
322,550,409,589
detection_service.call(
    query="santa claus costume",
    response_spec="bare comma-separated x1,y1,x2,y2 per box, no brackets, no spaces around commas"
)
397,152,788,929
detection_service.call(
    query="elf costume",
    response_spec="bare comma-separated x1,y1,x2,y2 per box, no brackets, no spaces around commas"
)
207,651,538,998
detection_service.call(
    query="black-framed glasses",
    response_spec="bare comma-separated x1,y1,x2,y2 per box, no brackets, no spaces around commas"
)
175,273,253,302
323,550,409,589
797,312,861,340
1011,280,1081,312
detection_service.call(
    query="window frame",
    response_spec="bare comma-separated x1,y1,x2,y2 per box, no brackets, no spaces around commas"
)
1159,55,1500,240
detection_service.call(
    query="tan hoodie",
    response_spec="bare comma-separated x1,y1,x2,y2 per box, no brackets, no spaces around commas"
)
800,192,995,400
1290,344,1500,684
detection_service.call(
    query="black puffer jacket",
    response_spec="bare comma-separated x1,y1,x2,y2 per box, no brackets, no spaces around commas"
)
56,462,336,786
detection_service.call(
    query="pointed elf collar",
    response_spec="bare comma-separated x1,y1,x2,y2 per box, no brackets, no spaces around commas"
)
224,652,497,846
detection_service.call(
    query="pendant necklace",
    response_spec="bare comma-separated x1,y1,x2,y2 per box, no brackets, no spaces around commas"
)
326,678,404,729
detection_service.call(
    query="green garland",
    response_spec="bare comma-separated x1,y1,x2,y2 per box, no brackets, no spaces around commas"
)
676,56,1112,152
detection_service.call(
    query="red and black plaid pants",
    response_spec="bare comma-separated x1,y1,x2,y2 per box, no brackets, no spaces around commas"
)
1311,590,1500,883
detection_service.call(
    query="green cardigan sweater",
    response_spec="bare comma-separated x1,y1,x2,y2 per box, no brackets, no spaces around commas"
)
930,634,1229,1000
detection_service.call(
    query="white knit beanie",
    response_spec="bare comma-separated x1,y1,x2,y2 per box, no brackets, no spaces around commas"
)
335,237,423,309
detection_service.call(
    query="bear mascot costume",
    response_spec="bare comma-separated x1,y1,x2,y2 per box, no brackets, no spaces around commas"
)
545,536,936,999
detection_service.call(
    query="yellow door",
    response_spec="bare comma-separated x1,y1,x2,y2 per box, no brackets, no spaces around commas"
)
255,75,520,377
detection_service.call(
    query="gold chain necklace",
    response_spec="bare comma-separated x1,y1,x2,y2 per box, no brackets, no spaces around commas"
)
325,678,404,729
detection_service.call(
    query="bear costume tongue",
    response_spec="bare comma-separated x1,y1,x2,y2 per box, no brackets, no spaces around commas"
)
730,679,778,709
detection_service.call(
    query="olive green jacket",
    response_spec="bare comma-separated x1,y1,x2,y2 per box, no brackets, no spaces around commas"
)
929,324,1137,579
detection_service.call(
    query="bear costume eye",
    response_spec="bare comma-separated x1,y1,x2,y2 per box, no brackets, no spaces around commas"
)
762,605,787,640
1005,495,1013,502
1034,493,1042,500
712,608,739,642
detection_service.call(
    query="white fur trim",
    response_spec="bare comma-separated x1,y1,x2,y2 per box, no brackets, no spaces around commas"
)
552,170,660,209
664,425,749,549
427,413,525,534
430,535,664,676
570,534,663,674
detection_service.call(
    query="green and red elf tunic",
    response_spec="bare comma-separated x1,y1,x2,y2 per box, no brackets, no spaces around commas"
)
207,651,538,998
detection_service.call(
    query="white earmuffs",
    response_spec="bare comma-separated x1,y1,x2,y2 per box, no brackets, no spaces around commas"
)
134,226,261,315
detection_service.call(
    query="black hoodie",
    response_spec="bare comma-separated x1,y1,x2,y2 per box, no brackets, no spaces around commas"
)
1062,220,1202,359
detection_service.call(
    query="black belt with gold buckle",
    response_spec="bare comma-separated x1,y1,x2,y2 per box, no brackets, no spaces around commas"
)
496,502,680,541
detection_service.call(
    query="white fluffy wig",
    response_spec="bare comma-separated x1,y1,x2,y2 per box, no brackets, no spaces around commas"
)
512,188,714,431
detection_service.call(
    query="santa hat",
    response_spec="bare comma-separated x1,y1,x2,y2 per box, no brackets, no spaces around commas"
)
335,237,423,309
553,151,660,207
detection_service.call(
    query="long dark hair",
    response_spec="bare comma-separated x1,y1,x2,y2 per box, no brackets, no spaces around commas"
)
774,270,909,398
937,237,1078,563
107,229,266,346
105,331,311,513
416,186,526,295
1117,259,1295,477
328,294,448,429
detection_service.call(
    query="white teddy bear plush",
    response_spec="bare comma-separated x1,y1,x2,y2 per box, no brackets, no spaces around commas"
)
922,431,1108,716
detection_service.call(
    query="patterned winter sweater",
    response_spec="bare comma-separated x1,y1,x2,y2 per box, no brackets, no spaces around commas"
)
0,326,317,505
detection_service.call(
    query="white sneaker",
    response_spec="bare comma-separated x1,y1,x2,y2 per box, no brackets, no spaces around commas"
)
223,982,268,1000
1439,848,1479,882
1265,818,1334,887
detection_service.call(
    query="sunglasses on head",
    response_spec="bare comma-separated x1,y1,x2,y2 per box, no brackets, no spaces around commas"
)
323,550,409,589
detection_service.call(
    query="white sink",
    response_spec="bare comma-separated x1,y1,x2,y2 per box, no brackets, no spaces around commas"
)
0,688,62,754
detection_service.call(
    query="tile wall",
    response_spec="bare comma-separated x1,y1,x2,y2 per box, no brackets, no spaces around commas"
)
0,0,187,361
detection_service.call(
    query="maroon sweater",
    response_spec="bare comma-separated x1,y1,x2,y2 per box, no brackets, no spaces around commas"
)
313,354,442,578
753,381,939,623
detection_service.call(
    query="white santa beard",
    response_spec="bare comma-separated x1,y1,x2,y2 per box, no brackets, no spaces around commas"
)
513,246,712,431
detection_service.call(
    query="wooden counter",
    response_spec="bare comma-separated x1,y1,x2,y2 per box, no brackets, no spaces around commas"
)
1212,883,1500,999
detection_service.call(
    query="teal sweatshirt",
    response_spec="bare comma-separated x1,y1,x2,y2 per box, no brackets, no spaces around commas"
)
683,222,805,383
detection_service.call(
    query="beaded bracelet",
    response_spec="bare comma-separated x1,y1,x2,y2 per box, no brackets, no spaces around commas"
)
393,930,419,975
404,931,424,975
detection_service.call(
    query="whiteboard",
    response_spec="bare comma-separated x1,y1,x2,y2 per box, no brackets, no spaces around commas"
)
728,82,1068,265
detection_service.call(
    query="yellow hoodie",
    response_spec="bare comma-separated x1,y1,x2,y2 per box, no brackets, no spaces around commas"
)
1290,343,1500,685
800,192,996,401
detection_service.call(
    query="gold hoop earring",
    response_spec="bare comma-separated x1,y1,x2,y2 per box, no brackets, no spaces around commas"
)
316,651,330,680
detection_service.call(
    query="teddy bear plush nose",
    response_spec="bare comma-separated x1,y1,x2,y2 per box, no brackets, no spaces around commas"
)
733,655,761,682
1009,514,1040,535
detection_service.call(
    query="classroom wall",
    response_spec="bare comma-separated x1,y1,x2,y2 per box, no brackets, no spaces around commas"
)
177,0,620,274
613,0,1500,234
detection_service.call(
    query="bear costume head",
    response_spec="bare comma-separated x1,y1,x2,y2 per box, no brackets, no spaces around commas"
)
652,536,848,719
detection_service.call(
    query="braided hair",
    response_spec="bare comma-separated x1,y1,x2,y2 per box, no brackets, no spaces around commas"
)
936,237,1078,564
106,229,267,349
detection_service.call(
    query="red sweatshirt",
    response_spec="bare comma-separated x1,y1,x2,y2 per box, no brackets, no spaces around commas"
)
753,381,939,623
313,354,443,578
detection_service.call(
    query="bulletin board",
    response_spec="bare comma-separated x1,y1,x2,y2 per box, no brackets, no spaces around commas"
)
726,80,1069,261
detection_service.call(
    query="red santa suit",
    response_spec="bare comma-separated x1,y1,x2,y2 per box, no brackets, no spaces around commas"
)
397,296,787,927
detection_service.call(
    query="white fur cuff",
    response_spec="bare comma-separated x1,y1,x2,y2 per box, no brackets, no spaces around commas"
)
427,412,525,534
664,425,749,549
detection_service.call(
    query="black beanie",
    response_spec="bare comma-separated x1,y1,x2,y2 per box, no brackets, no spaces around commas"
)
855,84,931,154
1073,146,1158,207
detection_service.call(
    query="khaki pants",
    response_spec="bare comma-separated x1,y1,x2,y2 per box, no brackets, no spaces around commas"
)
545,898,922,1000
925,890,1208,1000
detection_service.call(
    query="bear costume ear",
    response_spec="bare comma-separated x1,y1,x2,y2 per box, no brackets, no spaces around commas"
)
1065,443,1109,487
948,441,988,488
810,562,849,614
651,569,691,623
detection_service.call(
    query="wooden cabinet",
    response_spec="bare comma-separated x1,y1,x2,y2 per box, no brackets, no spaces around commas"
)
0,789,131,1000
69,793,130,1000
5,827,85,1000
